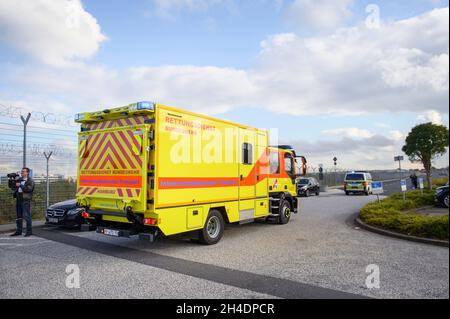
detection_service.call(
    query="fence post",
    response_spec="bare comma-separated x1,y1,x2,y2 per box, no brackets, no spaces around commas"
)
20,113,31,167
44,151,53,208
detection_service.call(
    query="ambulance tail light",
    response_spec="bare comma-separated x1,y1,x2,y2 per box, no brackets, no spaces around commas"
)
143,218,158,226
82,211,91,218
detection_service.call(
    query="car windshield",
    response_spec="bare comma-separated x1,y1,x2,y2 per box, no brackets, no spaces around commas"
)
298,179,309,185
345,173,365,181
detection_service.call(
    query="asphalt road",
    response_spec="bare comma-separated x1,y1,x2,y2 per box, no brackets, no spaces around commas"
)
0,190,448,299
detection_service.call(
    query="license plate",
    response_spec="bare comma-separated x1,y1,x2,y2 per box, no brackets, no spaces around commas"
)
103,229,120,237
48,218,59,223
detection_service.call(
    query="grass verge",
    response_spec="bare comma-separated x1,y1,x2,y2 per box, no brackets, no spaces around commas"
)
360,190,449,240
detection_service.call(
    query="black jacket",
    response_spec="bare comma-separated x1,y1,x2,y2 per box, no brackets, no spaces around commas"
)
14,177,35,200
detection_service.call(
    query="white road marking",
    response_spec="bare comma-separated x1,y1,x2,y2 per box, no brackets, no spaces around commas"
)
0,240,51,247
0,237,43,240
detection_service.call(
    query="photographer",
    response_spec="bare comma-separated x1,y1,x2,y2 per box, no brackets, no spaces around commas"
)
10,167,35,237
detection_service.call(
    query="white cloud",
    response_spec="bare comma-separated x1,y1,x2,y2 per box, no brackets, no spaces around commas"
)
289,131,450,170
379,50,449,92
389,130,404,141
289,134,403,170
254,7,449,116
417,110,444,124
1,6,448,120
287,0,353,32
0,0,107,66
321,128,374,139
5,64,257,115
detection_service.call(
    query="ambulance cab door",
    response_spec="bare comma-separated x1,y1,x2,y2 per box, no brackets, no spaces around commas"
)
255,131,269,217
238,128,256,222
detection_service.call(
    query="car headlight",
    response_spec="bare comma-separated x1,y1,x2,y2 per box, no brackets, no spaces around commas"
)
67,208,85,216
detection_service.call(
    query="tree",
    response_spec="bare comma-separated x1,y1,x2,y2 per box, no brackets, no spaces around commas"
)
402,122,449,190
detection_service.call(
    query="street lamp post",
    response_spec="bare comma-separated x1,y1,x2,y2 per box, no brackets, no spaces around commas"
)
333,157,338,186
395,155,405,201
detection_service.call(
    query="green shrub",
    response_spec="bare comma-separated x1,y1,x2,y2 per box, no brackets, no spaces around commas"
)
360,189,449,240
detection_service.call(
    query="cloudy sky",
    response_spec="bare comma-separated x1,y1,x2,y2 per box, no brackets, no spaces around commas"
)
0,0,448,174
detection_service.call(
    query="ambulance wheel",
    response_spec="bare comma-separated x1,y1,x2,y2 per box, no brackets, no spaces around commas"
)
199,210,224,245
278,200,292,225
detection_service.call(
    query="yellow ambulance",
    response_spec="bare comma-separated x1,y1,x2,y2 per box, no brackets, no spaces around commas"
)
75,102,306,244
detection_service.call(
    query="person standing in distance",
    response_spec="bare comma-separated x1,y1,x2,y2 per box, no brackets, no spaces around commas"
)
10,167,35,237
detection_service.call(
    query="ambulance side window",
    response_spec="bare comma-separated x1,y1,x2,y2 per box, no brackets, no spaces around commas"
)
269,152,280,174
284,154,294,176
242,143,253,165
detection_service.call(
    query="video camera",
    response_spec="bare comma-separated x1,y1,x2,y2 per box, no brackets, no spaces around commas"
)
7,172,20,190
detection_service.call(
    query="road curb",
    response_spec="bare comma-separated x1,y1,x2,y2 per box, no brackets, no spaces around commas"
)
355,217,449,247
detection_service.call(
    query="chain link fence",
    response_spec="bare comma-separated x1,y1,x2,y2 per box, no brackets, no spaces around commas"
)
0,110,78,223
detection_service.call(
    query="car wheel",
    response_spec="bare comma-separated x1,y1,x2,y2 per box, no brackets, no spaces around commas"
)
316,191,320,196
199,210,224,245
278,200,292,225
305,189,310,197
444,194,450,208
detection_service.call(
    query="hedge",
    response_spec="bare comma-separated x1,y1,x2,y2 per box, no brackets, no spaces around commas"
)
360,190,449,240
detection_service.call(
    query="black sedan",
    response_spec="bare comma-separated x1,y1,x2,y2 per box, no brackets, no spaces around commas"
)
297,177,320,197
45,199,86,229
435,184,449,208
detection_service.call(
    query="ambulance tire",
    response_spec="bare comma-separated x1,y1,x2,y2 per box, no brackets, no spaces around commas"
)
278,200,292,225
199,210,224,245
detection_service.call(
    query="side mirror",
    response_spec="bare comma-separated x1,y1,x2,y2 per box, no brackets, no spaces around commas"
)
295,156,307,176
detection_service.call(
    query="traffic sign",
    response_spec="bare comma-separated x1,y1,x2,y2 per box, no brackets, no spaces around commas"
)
400,180,407,192
418,178,424,190
394,156,404,161
371,181,384,195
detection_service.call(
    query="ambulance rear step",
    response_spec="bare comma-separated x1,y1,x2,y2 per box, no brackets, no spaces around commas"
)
96,226,159,242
